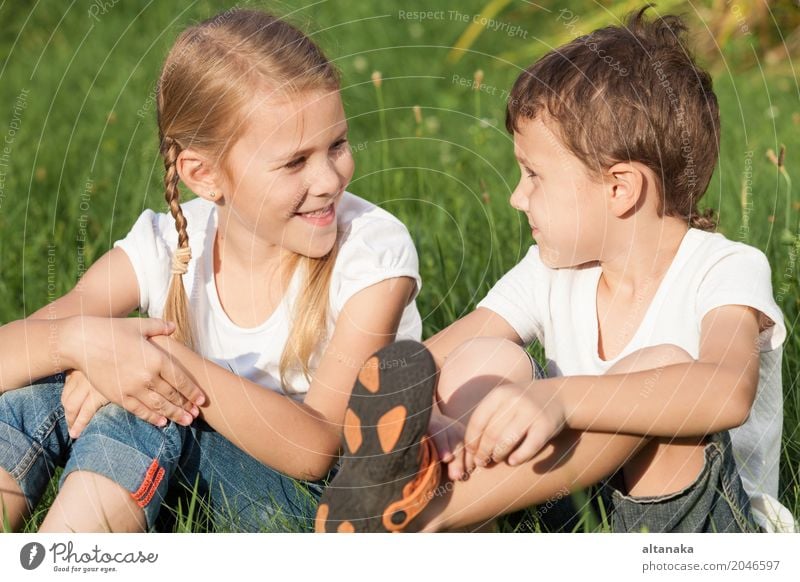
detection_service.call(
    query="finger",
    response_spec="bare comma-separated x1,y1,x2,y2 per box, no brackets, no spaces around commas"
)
507,425,551,467
445,423,466,477
150,376,193,414
61,382,88,430
464,448,476,475
488,414,528,464
70,400,100,440
448,441,468,481
144,386,194,426
430,427,453,463
489,424,525,464
138,318,176,338
158,353,206,406
463,399,495,455
122,396,168,428
474,426,498,468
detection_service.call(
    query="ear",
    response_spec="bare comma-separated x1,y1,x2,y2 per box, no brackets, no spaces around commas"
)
175,148,225,202
605,161,645,218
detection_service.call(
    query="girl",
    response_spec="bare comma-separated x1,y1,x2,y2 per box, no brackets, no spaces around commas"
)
0,9,421,532
316,8,792,533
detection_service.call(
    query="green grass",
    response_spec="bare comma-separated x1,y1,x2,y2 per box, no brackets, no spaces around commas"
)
1,0,798,531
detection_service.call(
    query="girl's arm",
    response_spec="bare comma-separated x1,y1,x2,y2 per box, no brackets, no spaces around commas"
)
0,247,139,391
464,304,763,466
151,276,418,481
0,248,203,424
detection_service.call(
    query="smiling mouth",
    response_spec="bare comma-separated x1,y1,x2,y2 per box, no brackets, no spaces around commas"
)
295,203,334,218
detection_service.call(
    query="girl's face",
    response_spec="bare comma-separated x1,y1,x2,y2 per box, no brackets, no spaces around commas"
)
509,116,608,268
218,88,354,259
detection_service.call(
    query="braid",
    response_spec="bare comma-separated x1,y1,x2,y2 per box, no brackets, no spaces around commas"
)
160,135,195,348
688,207,717,232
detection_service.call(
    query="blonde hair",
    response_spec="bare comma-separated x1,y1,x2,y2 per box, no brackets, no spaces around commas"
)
156,9,340,392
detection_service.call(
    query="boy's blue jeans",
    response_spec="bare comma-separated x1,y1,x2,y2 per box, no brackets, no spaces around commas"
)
0,374,334,531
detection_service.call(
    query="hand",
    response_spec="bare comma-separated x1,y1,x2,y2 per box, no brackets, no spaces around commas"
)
464,381,566,469
62,369,109,439
63,316,206,428
429,412,470,482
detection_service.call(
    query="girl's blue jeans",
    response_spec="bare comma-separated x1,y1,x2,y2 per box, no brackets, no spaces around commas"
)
0,374,335,531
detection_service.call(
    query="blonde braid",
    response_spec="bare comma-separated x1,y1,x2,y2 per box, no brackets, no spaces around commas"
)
161,135,195,348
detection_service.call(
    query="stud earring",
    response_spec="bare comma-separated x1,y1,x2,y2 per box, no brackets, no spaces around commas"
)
209,191,216,198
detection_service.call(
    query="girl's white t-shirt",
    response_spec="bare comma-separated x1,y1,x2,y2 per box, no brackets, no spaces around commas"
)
114,191,422,398
477,227,793,531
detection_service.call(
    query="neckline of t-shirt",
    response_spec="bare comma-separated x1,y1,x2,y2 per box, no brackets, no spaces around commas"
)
204,210,299,335
589,227,702,364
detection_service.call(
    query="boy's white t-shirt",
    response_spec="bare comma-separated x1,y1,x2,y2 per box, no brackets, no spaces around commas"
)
114,191,422,398
477,227,794,532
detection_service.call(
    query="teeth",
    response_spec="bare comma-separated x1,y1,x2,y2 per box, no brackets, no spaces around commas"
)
302,205,331,217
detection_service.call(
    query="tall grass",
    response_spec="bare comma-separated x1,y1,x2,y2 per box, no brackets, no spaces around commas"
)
1,0,797,530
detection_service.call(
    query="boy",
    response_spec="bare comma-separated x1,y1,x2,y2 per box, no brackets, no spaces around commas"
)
315,7,792,533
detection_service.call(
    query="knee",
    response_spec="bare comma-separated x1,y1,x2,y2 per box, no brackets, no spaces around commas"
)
607,344,694,375
438,337,533,402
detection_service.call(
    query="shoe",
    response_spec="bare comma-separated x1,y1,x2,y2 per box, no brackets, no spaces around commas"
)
315,340,441,532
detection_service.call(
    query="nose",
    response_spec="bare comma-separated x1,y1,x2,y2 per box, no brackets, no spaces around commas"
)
509,183,529,213
307,157,342,198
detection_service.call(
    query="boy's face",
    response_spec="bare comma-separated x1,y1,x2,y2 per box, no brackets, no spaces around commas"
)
510,116,607,268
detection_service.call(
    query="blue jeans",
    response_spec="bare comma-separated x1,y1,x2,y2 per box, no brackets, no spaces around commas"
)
599,431,757,532
0,375,334,531
158,418,335,532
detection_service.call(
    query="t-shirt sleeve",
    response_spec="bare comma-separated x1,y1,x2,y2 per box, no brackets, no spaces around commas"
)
112,209,172,316
696,245,786,352
476,244,544,345
332,216,422,313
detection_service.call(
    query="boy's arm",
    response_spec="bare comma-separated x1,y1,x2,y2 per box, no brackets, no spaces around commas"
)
464,304,762,467
554,304,761,436
424,307,523,370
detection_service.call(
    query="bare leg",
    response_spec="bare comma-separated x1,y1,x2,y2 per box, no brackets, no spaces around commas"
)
0,468,29,532
614,345,706,497
420,339,700,531
38,471,145,532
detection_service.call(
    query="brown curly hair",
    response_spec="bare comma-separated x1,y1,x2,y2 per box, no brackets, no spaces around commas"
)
506,6,719,231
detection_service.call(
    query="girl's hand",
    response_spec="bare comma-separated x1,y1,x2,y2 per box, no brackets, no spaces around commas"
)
63,316,205,428
429,412,471,482
463,381,566,469
62,369,109,439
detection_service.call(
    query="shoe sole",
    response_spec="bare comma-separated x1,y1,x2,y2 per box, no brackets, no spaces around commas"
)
315,340,439,532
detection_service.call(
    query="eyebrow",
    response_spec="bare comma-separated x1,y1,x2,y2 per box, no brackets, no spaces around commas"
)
514,151,536,167
284,126,349,161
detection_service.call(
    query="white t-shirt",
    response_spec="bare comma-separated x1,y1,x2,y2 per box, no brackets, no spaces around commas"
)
114,191,422,398
477,227,794,531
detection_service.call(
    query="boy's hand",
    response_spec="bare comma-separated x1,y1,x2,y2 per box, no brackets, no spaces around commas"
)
464,381,566,468
429,412,471,482
62,369,109,439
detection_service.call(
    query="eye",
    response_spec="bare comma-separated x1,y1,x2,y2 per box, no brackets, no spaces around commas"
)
524,166,538,179
330,138,348,153
285,156,306,169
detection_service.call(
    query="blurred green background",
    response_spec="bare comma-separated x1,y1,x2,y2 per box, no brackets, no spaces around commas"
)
0,0,798,530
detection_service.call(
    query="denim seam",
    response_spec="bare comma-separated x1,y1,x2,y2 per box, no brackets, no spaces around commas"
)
716,442,753,531
11,408,66,482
